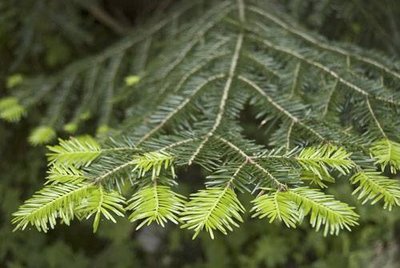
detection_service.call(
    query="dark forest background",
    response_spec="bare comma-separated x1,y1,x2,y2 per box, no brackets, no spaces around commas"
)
1,0,400,267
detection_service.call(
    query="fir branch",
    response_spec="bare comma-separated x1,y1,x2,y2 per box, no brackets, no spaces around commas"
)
180,187,245,239
282,187,359,235
46,164,85,184
248,6,400,80
77,186,126,232
157,1,234,80
251,190,299,228
250,32,399,106
370,139,400,173
215,136,286,189
350,170,400,210
300,170,335,189
188,33,244,165
296,144,354,176
91,139,192,185
136,74,225,145
12,183,93,232
131,151,175,179
127,184,185,229
10,0,400,237
239,75,326,141
47,136,101,167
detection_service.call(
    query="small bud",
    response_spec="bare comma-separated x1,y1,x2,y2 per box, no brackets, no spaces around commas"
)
97,124,110,135
0,97,25,122
29,126,56,146
6,74,24,89
124,75,141,86
63,122,78,133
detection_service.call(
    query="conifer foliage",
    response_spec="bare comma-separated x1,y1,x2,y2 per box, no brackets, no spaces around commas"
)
6,0,400,239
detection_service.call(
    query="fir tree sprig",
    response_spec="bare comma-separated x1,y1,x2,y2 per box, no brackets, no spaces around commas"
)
9,0,400,238
370,139,400,173
180,187,245,239
47,136,101,167
127,184,186,230
350,170,400,210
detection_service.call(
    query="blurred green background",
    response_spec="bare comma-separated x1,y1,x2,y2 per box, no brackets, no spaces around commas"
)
1,0,400,267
